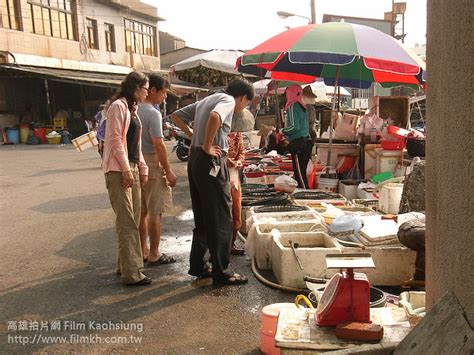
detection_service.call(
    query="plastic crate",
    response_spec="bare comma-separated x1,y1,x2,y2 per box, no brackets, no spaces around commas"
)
254,205,307,213
380,139,405,150
387,125,410,139
293,191,344,200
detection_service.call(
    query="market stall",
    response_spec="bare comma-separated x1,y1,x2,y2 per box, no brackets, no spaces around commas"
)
235,22,427,352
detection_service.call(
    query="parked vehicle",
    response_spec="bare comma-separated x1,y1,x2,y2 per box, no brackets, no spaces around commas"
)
172,129,191,162
162,116,177,140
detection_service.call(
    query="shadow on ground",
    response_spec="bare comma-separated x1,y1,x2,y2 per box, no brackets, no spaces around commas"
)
30,193,111,213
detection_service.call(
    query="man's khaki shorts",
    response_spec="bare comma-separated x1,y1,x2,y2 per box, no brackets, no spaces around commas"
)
141,154,172,215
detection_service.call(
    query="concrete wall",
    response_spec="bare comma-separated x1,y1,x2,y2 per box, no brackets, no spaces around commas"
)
425,0,473,324
0,0,161,71
159,32,186,55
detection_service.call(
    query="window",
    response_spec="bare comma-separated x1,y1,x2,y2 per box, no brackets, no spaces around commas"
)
351,87,372,99
0,0,21,30
124,18,156,56
86,18,98,49
104,22,115,52
28,0,75,40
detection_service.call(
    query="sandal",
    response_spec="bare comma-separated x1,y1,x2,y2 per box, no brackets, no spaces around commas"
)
213,273,248,286
197,267,212,278
189,263,213,278
148,253,177,266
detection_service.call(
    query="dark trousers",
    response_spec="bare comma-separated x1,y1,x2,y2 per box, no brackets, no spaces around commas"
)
187,148,233,281
288,137,313,189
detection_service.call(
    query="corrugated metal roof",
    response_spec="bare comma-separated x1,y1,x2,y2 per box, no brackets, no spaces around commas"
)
0,65,208,95
0,65,125,86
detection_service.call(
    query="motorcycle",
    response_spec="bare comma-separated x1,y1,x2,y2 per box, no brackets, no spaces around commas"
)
172,129,191,162
162,116,177,140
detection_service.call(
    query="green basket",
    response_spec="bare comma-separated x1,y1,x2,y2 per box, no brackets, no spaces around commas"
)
371,171,394,184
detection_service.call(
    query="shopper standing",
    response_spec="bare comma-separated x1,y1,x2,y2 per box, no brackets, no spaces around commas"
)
102,71,151,286
282,85,312,189
172,79,255,286
138,73,177,265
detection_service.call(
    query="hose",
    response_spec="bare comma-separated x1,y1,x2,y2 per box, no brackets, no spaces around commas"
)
238,231,308,293
251,257,309,294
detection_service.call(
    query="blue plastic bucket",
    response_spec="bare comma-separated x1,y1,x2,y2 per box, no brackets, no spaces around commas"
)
6,128,20,144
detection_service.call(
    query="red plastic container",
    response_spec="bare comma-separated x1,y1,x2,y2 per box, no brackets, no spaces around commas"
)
244,171,265,178
380,139,405,150
33,128,47,144
278,160,293,171
387,125,410,139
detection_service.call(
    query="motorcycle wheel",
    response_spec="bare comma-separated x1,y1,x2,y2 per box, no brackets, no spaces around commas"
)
176,145,189,162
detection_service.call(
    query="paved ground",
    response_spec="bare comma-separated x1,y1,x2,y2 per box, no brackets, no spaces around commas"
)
0,143,291,353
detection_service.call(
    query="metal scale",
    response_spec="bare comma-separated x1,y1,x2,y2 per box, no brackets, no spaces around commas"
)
316,253,375,327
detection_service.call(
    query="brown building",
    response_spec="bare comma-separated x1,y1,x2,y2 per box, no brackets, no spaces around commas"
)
0,0,166,137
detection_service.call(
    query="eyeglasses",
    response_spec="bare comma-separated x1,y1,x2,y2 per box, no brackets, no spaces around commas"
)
140,86,150,93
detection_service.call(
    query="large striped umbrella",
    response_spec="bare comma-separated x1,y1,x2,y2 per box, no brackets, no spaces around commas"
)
236,22,425,89
237,22,426,174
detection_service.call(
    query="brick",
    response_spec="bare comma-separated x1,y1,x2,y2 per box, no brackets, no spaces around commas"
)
335,322,384,342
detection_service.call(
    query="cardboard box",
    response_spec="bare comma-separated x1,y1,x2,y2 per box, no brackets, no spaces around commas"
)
364,143,381,179
368,96,410,128
71,131,98,152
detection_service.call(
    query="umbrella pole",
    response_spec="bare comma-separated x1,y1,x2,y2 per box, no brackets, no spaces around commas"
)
326,66,340,176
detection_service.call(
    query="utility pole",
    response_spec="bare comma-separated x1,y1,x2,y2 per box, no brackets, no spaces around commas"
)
310,0,316,24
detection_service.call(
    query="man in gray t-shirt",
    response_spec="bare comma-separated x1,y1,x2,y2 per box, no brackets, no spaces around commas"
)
138,74,177,266
172,79,254,286
140,104,164,154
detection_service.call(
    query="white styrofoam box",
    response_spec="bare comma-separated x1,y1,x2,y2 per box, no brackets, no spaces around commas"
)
244,208,320,234
272,232,341,288
338,244,416,286
357,187,377,199
315,143,358,173
252,221,327,270
244,175,266,184
339,180,370,200
375,148,402,174
265,174,279,184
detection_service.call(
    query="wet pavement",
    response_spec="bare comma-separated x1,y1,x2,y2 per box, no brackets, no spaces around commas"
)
0,143,291,353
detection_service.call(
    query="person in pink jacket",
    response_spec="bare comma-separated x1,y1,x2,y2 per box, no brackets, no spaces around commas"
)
102,71,151,286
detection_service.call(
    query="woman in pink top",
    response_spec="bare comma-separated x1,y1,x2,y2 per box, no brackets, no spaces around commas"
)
102,71,151,286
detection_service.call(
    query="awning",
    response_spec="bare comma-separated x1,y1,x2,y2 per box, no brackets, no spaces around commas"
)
0,64,208,95
0,64,125,87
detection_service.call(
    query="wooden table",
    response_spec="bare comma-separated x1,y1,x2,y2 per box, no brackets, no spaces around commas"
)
275,307,411,354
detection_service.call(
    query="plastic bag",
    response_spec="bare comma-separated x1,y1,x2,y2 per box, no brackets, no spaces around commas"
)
334,113,358,140
321,203,345,219
328,215,362,234
343,160,362,180
275,175,298,186
274,175,298,193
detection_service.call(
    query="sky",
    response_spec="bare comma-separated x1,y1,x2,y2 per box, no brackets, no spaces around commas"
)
144,0,427,51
